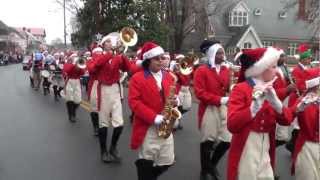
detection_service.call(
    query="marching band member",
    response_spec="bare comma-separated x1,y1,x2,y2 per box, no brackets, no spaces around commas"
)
174,54,193,130
286,43,313,153
227,47,294,180
86,47,103,136
290,67,319,180
31,52,44,91
193,40,231,180
63,54,85,123
94,33,134,163
129,42,177,180
273,53,297,146
51,52,65,101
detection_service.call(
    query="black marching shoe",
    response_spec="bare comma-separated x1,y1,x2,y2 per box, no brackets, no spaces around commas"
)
101,151,113,163
109,145,121,163
90,112,99,136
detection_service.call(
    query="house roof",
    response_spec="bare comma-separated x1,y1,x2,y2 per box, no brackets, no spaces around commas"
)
226,25,250,47
0,20,10,34
15,27,46,37
209,0,316,44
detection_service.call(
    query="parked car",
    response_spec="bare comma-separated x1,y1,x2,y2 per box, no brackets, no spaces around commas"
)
0,54,9,66
22,55,32,70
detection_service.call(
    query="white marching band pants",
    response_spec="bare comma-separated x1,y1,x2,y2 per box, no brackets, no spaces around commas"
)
65,79,82,104
99,83,123,128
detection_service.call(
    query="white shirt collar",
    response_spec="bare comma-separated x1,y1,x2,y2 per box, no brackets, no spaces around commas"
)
298,63,306,70
151,71,162,89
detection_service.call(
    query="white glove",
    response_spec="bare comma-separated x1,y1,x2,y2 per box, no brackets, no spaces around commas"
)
154,115,164,125
220,97,229,105
250,98,264,118
265,87,283,114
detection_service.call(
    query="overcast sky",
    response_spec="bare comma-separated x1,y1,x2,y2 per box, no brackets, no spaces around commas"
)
0,0,82,44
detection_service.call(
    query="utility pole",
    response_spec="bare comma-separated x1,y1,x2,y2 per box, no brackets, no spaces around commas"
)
63,0,67,47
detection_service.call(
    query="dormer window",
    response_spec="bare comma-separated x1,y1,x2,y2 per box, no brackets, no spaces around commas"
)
279,11,287,19
228,1,250,27
253,8,262,16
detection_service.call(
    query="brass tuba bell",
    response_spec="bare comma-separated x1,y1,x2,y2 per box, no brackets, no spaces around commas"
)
178,54,199,75
120,27,138,53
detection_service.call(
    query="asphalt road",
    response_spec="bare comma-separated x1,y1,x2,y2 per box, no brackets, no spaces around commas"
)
0,64,295,180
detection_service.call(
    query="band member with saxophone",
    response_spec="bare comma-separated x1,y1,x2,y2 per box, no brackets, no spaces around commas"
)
93,32,136,163
86,47,103,136
285,43,313,153
129,42,178,180
290,68,319,180
194,40,231,180
273,53,298,146
63,54,85,123
227,47,294,180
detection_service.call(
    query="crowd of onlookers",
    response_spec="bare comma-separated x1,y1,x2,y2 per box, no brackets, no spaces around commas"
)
0,51,24,65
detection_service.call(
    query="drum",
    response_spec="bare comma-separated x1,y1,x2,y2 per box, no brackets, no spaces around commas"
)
41,70,50,78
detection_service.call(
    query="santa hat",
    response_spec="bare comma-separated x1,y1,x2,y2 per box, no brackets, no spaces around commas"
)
138,42,164,66
92,47,103,54
100,32,120,47
175,54,185,60
296,43,312,60
238,47,282,82
305,68,320,89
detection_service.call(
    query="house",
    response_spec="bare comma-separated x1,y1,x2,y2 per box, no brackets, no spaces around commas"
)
15,27,46,43
182,0,319,62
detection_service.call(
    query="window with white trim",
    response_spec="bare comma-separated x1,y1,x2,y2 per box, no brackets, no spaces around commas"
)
288,43,298,56
243,42,252,49
229,10,249,26
262,41,274,48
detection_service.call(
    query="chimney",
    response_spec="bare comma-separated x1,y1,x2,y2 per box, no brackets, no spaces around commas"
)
298,0,306,20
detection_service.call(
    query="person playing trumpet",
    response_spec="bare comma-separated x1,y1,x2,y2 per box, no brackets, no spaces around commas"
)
62,54,85,123
227,47,294,180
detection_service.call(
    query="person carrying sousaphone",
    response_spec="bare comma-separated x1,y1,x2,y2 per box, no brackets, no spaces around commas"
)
193,39,231,180
92,31,138,164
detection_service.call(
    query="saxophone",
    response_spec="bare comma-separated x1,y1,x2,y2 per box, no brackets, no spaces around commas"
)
157,84,182,139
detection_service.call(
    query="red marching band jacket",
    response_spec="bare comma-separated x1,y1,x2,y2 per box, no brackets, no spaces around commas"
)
274,72,291,101
193,64,230,128
175,72,192,93
86,54,100,100
128,70,175,150
226,81,294,180
288,64,311,106
290,100,319,174
89,52,140,110
62,63,85,80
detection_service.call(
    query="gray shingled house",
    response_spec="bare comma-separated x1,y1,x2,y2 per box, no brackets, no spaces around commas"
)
182,0,319,62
